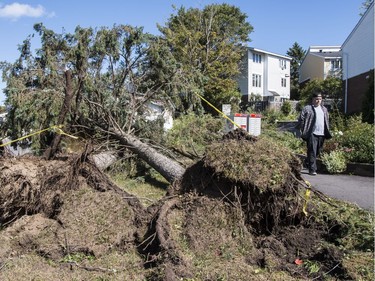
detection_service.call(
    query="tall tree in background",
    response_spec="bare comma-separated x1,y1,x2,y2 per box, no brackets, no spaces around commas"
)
157,4,253,114
286,42,306,100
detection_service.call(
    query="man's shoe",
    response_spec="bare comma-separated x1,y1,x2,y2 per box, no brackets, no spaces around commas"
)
309,171,317,176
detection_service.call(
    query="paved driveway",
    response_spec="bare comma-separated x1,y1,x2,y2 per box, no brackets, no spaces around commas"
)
301,169,374,211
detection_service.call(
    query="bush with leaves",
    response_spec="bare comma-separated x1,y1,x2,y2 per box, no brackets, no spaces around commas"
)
321,150,347,174
262,108,298,125
280,100,292,116
340,115,374,164
323,113,373,164
299,77,342,107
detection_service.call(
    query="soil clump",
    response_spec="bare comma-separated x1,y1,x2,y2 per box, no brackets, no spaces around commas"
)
0,130,373,280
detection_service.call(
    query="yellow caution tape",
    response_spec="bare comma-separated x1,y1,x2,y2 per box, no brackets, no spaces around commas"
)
302,180,311,216
194,92,242,130
53,127,79,139
0,124,78,147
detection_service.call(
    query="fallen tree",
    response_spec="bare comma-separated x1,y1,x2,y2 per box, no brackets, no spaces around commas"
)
0,129,373,281
109,127,185,183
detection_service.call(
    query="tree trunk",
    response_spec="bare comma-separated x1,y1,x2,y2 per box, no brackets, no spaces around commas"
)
90,150,118,171
44,69,74,159
111,128,186,184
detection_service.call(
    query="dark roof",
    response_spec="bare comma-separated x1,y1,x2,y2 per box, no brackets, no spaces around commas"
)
269,91,280,96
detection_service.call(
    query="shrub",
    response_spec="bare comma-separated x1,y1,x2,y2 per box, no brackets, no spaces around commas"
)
340,115,374,164
321,150,347,174
262,108,298,124
280,100,292,116
324,114,374,164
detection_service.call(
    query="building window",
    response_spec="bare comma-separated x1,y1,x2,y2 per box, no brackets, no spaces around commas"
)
252,53,262,63
330,59,341,70
252,74,262,87
279,59,286,70
281,78,287,87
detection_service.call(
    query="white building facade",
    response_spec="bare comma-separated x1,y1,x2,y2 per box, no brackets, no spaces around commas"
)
299,46,342,84
238,47,291,102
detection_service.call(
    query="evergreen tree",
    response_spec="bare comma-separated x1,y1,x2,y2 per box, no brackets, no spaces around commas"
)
0,23,186,181
286,42,306,100
0,23,168,152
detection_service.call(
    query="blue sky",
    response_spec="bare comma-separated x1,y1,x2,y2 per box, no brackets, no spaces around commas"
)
0,0,366,104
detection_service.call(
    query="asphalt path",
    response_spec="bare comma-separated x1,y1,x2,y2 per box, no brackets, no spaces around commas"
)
301,169,374,212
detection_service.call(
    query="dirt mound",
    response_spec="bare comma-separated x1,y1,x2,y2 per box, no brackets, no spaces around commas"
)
0,154,150,280
0,132,373,280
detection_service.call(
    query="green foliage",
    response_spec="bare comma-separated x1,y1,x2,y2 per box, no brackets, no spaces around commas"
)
299,80,322,106
280,100,292,116
313,198,375,252
303,260,321,274
262,108,298,124
158,4,253,114
1,3,256,157
321,76,343,100
133,117,166,145
61,252,95,263
321,150,347,174
286,42,306,100
165,112,224,158
339,115,374,163
299,77,342,106
1,23,177,153
262,129,305,154
327,114,374,164
324,113,374,164
109,171,167,207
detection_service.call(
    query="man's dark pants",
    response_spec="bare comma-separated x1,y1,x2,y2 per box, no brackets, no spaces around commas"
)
306,134,325,173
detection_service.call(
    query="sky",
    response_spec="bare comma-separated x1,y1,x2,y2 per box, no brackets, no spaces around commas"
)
0,0,366,104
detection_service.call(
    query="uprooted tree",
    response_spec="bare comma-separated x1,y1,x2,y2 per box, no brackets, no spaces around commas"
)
0,5,373,280
0,129,373,280
0,22,185,181
0,4,253,181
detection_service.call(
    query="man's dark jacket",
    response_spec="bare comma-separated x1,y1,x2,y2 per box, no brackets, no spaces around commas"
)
298,104,332,141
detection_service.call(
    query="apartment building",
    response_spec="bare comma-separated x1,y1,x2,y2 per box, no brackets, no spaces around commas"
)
298,46,342,85
238,47,291,102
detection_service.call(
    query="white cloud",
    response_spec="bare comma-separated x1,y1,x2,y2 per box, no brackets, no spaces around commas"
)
0,2,53,20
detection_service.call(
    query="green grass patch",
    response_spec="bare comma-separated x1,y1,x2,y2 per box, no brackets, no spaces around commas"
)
109,172,168,206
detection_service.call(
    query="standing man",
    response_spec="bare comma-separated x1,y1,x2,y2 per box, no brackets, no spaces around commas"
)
298,92,332,175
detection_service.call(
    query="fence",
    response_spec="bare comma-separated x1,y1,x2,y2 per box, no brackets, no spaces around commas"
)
240,100,300,113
